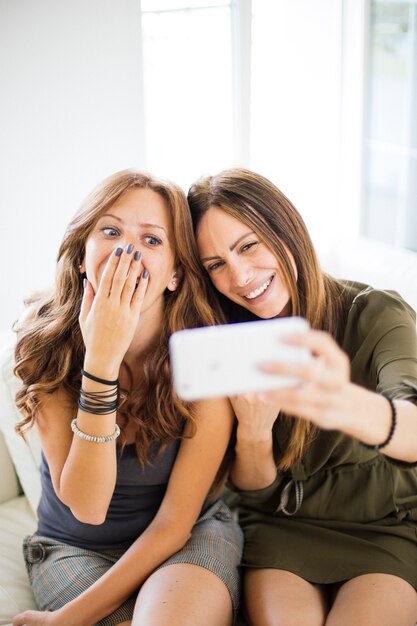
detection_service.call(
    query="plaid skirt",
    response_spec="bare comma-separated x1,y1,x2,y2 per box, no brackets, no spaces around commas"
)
23,499,243,625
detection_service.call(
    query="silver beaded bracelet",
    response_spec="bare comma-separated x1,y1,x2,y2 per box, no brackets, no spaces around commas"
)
70,418,120,443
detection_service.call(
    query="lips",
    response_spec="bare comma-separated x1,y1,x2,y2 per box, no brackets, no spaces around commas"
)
242,275,274,300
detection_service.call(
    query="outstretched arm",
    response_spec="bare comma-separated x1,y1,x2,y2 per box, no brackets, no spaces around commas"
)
229,308,417,493
258,329,417,463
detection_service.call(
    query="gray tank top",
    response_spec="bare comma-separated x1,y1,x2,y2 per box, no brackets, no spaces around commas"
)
36,439,181,551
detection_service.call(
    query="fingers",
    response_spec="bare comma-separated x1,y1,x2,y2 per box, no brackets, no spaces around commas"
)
131,267,149,311
259,357,338,390
232,392,270,405
95,245,125,300
284,330,349,369
259,330,350,390
12,611,36,625
79,278,95,324
261,382,344,429
108,244,138,300
113,245,150,310
119,249,150,310
256,329,353,430
95,244,147,307
120,250,143,305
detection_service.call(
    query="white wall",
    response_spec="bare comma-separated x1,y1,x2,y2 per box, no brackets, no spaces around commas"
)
0,0,144,333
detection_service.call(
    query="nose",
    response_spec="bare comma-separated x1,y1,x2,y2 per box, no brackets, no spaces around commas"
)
229,258,254,288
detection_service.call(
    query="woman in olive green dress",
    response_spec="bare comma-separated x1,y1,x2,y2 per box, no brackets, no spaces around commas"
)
188,168,417,626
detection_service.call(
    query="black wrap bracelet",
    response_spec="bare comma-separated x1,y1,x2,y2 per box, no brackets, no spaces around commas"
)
78,386,119,415
360,394,397,451
81,369,118,386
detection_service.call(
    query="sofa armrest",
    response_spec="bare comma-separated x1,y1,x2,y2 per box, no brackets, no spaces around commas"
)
0,430,20,505
0,495,37,624
0,331,41,515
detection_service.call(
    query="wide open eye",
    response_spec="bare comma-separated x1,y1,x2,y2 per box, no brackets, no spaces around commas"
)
101,226,120,237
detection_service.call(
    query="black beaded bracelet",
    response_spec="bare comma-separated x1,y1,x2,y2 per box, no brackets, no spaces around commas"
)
360,395,397,451
81,369,119,386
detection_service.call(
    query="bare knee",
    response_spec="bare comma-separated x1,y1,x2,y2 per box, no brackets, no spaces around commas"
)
244,569,326,626
327,574,417,626
133,564,232,626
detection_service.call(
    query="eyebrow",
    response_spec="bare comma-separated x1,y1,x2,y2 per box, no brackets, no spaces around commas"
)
200,231,254,263
100,213,167,235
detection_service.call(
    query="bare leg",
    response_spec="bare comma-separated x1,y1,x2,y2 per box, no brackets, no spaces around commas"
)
244,568,327,626
327,573,417,626
132,563,233,626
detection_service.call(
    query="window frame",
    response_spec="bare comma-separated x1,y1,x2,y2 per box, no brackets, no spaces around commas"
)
138,0,252,174
338,0,417,310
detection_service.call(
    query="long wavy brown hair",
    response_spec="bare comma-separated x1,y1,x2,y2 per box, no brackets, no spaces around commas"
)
15,170,229,494
188,167,350,470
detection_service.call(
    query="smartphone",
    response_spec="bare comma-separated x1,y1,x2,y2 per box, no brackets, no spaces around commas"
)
169,316,311,400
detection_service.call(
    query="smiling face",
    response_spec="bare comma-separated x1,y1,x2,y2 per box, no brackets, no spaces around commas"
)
196,206,296,319
81,186,178,326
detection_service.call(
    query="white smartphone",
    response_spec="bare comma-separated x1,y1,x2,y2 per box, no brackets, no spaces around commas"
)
169,316,311,401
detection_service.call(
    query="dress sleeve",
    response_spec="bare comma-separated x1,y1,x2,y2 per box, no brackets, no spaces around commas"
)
223,471,285,509
345,287,417,466
369,293,417,404
345,287,417,403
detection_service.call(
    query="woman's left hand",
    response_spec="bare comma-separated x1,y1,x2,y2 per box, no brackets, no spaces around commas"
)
258,329,352,431
12,610,57,626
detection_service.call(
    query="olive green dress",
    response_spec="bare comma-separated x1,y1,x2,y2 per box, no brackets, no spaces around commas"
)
226,282,417,588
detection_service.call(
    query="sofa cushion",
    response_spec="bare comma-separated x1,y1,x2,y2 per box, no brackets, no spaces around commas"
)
0,333,41,516
0,495,37,625
0,430,20,505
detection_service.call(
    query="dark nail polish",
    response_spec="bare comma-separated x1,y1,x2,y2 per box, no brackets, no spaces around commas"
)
83,278,87,289
126,243,134,254
115,247,123,257
142,269,149,279
134,251,141,261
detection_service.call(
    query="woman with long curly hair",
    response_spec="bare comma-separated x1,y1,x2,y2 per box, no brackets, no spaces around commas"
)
12,169,243,626
188,167,417,626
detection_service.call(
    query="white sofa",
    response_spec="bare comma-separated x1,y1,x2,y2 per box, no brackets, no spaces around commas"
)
0,333,39,626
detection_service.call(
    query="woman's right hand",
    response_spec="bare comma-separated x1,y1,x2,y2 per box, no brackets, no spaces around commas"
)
229,394,279,490
230,394,279,442
79,245,148,377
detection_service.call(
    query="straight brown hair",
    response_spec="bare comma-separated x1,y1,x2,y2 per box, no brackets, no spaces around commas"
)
188,167,349,469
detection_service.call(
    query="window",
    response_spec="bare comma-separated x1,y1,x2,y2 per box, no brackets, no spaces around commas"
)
139,0,343,249
140,1,236,189
139,0,417,263
362,0,417,252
